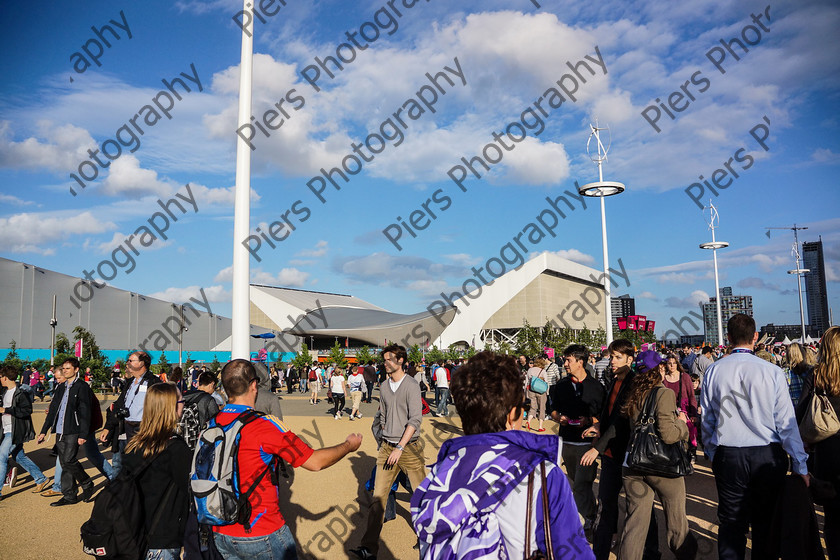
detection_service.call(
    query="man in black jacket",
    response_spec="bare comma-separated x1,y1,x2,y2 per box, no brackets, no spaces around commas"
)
36,357,95,506
550,344,605,535
99,350,161,475
580,339,659,559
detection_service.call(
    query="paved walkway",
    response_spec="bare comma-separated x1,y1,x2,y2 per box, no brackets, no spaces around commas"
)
0,390,815,559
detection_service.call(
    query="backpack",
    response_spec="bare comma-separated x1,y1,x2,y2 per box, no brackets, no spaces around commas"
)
179,402,203,450
80,449,174,560
191,410,277,532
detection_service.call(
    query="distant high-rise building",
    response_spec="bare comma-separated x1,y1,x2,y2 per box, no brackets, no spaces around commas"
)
611,294,635,330
701,287,753,344
803,238,830,336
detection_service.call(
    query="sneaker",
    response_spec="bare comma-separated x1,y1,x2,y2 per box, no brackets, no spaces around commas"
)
356,412,363,419
334,414,339,420
349,415,355,421
350,546,377,560
7,467,17,489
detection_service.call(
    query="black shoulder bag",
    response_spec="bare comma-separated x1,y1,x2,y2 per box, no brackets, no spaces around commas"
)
626,388,693,478
523,462,553,560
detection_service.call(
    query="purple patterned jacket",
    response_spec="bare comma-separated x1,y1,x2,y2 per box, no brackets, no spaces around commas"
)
411,430,594,559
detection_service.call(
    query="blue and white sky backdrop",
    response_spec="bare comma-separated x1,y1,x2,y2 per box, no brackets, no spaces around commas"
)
1,0,838,336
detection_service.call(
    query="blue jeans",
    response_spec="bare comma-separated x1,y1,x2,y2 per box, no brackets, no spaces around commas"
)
436,388,450,416
52,438,115,492
110,439,127,477
300,377,308,393
0,433,47,496
146,549,180,560
214,525,298,560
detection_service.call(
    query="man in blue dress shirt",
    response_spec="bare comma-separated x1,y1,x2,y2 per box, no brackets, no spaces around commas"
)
700,314,809,560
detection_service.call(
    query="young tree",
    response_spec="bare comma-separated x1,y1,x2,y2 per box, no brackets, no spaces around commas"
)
515,320,542,357
329,341,348,369
71,326,110,387
464,346,477,360
2,340,23,374
356,345,374,365
426,345,445,365
407,344,423,365
210,355,222,372
445,344,462,362
292,343,314,371
55,332,71,355
154,352,170,376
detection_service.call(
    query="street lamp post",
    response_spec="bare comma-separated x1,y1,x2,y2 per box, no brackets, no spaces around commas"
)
787,227,810,342
767,225,809,342
49,294,57,366
177,304,186,368
578,121,625,346
699,201,729,348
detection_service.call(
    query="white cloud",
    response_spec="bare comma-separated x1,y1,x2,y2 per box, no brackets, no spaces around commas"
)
443,253,481,266
811,148,840,164
214,265,308,287
252,268,309,287
296,240,328,257
0,193,35,206
0,211,116,254
637,291,658,300
0,120,94,173
545,249,596,266
665,289,710,308
95,231,171,253
100,156,173,198
149,285,230,305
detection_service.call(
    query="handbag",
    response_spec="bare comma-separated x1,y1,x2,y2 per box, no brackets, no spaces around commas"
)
529,370,548,395
523,461,553,560
626,388,693,478
799,388,840,444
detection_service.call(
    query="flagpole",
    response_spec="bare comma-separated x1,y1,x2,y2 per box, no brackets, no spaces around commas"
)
231,0,255,360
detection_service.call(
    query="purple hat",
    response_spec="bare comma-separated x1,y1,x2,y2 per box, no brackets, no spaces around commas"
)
634,350,663,373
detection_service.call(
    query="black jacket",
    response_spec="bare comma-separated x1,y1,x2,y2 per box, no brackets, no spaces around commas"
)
123,437,191,549
40,377,92,437
593,366,637,458
549,374,606,443
182,389,220,429
104,371,161,451
1,383,36,445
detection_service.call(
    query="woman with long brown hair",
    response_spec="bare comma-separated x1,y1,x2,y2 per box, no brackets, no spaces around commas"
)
619,351,696,559
664,354,699,455
797,326,840,558
787,342,816,404
123,383,191,559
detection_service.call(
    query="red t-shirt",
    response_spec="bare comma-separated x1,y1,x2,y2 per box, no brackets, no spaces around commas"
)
212,404,314,537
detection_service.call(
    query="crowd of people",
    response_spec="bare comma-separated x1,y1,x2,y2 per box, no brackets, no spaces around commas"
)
0,314,838,559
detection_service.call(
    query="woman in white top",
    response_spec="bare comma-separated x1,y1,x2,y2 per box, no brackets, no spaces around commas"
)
347,368,365,420
525,357,549,432
330,368,347,419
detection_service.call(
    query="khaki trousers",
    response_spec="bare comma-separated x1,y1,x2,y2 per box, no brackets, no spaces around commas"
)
360,440,428,554
619,468,688,559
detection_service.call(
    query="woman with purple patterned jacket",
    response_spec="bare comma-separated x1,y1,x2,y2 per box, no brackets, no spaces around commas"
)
411,351,594,559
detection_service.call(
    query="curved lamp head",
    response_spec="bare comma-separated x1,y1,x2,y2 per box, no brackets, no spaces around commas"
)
578,180,625,197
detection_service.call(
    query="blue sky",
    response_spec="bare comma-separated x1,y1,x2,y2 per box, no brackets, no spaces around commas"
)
1,0,838,338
